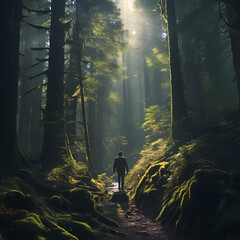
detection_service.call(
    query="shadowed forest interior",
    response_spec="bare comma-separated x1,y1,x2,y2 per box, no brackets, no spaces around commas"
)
1,0,240,239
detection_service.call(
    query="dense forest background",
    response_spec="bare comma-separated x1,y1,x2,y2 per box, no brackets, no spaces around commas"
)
3,0,239,174
2,0,240,239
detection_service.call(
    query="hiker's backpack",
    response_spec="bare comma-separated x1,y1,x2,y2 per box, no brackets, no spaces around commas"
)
116,157,126,170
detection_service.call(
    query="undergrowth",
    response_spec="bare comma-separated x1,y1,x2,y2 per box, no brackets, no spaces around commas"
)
129,115,240,239
0,160,116,240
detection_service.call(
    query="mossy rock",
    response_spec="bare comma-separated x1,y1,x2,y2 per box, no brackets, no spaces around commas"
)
36,237,46,240
47,227,78,240
69,188,96,214
158,169,235,239
72,213,101,228
44,219,78,240
68,221,93,239
110,191,129,203
4,190,24,209
4,190,37,211
8,213,46,240
50,195,71,211
13,213,45,234
56,214,94,239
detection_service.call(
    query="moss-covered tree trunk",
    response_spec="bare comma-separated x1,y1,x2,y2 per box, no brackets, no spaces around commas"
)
41,0,73,170
0,0,23,176
166,0,190,140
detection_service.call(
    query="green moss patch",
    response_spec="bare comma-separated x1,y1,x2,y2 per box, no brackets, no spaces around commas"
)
14,213,45,234
68,188,96,214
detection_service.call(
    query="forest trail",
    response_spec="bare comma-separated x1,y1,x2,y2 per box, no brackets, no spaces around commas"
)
101,182,172,240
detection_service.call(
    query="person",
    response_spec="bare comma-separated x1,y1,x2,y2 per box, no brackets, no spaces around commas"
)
113,151,129,191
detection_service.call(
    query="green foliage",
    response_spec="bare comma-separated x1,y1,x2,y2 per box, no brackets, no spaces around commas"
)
142,104,171,141
130,114,240,239
48,162,88,182
146,48,169,72
126,138,169,196
96,173,113,188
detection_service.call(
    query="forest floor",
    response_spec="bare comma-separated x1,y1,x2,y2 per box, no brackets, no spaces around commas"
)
101,182,173,240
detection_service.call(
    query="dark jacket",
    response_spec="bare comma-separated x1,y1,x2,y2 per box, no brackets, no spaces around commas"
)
113,155,129,173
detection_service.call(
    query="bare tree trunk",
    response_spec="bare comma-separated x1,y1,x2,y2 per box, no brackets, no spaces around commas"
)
29,34,45,160
0,0,24,176
95,84,104,173
166,0,190,140
88,99,96,160
18,24,33,158
65,25,78,155
227,4,240,107
76,0,95,176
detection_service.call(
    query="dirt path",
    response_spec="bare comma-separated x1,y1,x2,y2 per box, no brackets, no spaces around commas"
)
101,182,173,240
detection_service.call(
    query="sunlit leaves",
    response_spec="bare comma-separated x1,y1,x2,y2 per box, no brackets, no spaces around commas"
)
72,85,80,97
146,47,169,71
142,104,171,141
108,92,120,104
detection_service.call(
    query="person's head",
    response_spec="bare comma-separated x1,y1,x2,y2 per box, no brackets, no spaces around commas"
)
118,151,122,156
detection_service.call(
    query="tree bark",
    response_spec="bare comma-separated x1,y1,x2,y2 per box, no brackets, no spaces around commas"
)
76,0,95,175
0,0,23,176
227,4,240,107
88,99,96,160
41,0,74,170
18,24,33,158
95,82,105,173
166,0,190,140
65,25,78,154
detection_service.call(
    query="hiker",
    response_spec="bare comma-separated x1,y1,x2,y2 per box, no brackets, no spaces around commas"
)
113,151,129,191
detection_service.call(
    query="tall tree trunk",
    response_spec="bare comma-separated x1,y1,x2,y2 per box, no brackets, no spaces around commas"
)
30,36,44,160
166,0,190,140
76,0,95,175
0,0,23,176
138,60,144,123
41,0,73,170
30,82,43,160
88,99,96,160
95,82,105,173
65,26,78,154
181,32,205,119
227,4,240,107
18,24,33,158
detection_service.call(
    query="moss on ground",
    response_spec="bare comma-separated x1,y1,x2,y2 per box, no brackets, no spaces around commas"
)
68,188,96,214
129,115,240,239
0,162,118,240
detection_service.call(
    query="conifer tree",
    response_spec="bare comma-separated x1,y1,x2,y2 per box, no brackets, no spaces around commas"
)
1,0,24,176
